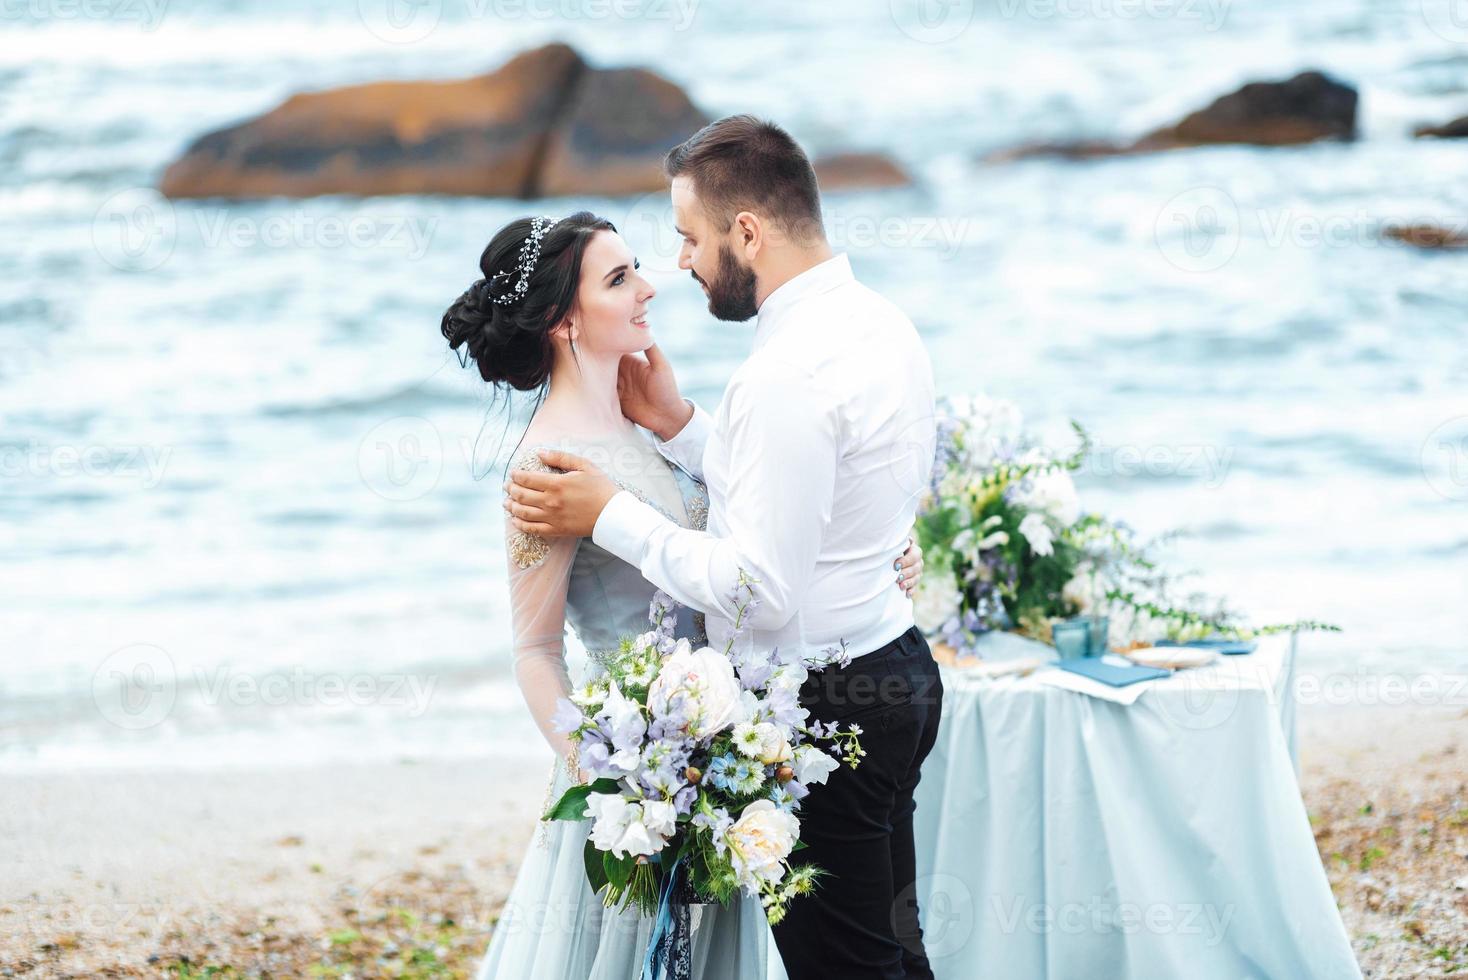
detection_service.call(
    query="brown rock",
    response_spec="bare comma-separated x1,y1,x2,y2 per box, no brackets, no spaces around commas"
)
812,152,912,191
160,44,706,200
1414,115,1468,139
991,70,1358,162
1384,224,1468,250
1143,70,1357,148
537,65,709,198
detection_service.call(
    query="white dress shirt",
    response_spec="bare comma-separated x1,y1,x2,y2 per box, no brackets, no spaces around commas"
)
592,253,936,661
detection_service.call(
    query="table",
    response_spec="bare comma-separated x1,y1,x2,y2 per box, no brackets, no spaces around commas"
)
908,633,1360,979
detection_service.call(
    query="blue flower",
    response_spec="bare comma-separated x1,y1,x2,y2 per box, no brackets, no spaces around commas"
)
705,754,737,792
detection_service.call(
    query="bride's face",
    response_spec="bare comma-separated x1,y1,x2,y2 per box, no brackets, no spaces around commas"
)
566,230,656,358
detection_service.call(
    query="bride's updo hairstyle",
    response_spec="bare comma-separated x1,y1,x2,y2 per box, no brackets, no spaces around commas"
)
441,211,616,391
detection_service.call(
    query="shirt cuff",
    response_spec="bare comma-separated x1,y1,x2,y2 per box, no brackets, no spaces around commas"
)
656,400,714,474
592,489,668,566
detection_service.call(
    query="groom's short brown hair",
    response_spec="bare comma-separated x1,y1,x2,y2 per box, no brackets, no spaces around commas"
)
663,115,825,243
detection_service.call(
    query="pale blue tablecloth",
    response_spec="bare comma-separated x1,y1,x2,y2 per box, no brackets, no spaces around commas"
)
906,632,1361,980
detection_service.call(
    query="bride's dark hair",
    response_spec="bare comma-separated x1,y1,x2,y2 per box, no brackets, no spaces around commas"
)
441,211,616,391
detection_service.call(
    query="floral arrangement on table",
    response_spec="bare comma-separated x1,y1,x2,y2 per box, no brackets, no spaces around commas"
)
912,394,1338,656
543,572,862,940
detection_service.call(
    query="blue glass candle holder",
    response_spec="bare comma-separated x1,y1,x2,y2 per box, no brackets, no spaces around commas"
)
1085,615,1111,658
1052,619,1089,660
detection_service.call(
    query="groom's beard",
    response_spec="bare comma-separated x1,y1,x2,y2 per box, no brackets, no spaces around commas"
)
696,243,759,322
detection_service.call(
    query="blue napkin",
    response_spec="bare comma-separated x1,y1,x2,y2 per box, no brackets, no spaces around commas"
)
1058,657,1171,688
1154,638,1258,656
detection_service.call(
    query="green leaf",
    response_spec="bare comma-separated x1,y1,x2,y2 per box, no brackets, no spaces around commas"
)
603,849,636,888
542,778,620,821
584,839,610,894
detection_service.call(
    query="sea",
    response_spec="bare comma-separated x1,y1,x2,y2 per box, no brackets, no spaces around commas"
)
2,0,1465,771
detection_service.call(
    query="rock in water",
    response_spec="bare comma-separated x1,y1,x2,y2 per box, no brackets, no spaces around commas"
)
1384,224,1468,250
991,70,1358,162
1141,70,1357,148
159,44,704,199
1413,115,1468,139
536,65,709,198
811,152,912,191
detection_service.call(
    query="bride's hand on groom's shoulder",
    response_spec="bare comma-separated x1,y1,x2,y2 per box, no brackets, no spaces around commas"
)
617,343,694,441
504,450,620,538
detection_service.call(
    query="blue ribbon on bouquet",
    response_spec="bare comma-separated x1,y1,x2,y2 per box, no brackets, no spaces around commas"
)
641,852,692,980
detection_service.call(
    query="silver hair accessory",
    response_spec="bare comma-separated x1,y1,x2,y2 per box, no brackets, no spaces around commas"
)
490,215,557,306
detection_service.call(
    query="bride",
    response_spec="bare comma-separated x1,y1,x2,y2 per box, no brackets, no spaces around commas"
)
440,212,924,979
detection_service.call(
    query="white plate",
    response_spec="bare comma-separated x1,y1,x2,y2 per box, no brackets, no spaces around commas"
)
1125,647,1219,670
952,655,1048,678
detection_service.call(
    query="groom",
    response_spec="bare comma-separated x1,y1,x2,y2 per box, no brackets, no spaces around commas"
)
505,114,941,980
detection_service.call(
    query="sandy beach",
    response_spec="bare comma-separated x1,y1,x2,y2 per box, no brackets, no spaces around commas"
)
4,704,1465,979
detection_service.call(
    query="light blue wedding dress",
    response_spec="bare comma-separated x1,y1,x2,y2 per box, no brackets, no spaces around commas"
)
475,431,772,980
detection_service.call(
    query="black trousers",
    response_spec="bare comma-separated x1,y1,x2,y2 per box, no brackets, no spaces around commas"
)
770,625,944,980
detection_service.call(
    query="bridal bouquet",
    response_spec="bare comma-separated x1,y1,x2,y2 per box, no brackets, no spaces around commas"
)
542,572,863,928
912,393,1096,653
913,394,1336,654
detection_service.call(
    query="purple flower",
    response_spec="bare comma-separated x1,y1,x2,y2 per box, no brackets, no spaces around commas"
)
550,698,585,735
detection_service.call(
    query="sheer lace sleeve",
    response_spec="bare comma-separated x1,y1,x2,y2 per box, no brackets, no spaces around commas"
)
505,452,579,761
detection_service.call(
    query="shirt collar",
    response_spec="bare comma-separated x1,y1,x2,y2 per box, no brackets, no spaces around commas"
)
753,253,853,349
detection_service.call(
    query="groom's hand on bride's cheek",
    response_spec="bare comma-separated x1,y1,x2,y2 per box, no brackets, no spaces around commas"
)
503,450,619,538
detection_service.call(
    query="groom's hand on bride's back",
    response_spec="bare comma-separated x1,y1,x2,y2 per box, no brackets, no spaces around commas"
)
504,451,620,538
617,343,694,441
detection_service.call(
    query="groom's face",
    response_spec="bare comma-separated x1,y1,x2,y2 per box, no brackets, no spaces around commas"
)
671,177,759,323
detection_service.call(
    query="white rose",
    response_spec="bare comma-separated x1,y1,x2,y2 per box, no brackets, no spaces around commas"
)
640,799,677,838
1062,568,1098,613
1019,513,1055,557
585,793,672,859
756,723,790,764
1016,468,1079,527
913,568,962,634
791,744,839,786
724,800,800,891
647,644,743,740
